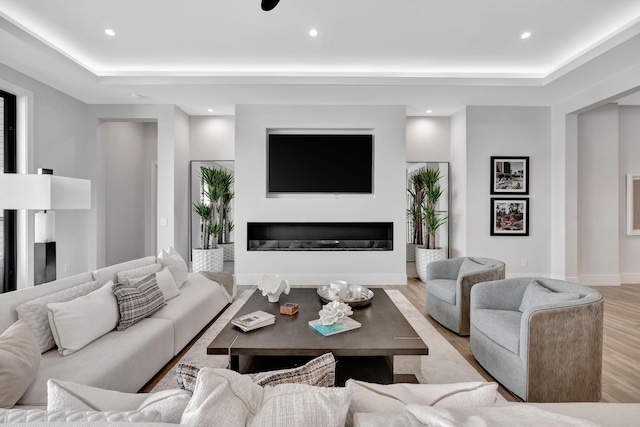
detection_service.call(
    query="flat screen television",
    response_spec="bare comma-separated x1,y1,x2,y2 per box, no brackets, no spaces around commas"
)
268,133,374,193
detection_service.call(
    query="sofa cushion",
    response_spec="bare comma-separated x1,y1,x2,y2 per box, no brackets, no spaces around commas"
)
428,279,456,305
113,274,166,331
0,408,162,423
0,320,41,408
15,280,102,353
47,282,119,356
47,379,190,424
158,247,188,288
116,263,163,284
18,317,174,406
519,280,580,312
472,309,522,355
458,257,492,276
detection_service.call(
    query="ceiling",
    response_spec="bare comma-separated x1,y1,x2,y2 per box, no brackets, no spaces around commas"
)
1,0,640,116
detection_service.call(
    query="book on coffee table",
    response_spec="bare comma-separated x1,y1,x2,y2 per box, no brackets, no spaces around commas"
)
308,317,361,336
231,310,275,332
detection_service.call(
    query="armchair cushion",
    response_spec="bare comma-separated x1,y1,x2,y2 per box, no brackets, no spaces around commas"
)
518,280,579,313
428,280,456,305
458,258,495,276
472,309,522,355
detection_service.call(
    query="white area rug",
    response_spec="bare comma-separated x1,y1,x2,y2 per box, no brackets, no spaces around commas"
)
152,287,505,402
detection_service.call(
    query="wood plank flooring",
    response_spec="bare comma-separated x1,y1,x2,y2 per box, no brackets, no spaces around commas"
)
144,280,640,403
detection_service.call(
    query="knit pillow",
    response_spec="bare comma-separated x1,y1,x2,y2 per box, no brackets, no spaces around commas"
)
112,274,165,331
519,280,579,312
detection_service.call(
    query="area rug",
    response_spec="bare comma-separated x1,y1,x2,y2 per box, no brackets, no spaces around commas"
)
152,288,505,402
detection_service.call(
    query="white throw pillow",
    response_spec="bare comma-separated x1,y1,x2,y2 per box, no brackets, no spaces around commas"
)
158,247,188,288
0,320,41,408
116,263,163,284
345,380,498,426
130,266,181,301
0,408,162,423
252,383,350,427
47,378,190,424
46,281,119,356
15,280,102,353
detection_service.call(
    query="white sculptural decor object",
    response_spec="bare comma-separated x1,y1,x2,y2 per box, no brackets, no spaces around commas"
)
318,300,353,326
258,274,290,303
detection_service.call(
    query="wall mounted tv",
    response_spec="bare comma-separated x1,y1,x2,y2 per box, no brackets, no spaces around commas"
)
268,133,374,194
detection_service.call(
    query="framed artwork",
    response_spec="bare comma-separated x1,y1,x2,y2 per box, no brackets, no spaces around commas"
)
491,156,529,195
491,198,529,236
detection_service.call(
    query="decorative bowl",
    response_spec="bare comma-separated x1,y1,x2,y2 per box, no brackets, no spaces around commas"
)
317,285,374,307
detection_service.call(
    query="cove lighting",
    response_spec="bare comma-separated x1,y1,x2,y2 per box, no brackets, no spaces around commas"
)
105,28,116,37
521,31,532,39
309,29,319,37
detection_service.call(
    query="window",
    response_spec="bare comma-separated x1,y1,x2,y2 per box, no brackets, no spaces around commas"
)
1,89,17,293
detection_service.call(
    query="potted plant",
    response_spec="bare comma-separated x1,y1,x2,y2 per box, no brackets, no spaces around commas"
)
192,166,225,272
217,169,235,261
406,170,427,262
415,166,448,282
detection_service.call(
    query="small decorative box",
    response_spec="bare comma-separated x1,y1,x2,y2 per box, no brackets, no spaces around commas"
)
280,302,299,315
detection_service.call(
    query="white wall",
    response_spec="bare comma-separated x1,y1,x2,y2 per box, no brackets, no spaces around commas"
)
406,116,450,162
619,106,640,283
449,108,467,258
577,104,621,285
101,122,148,265
234,105,407,285
0,63,91,287
143,123,158,256
173,109,191,259
464,107,551,277
190,116,235,160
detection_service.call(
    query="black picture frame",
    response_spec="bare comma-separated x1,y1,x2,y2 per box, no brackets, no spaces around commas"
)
491,198,529,236
490,156,529,195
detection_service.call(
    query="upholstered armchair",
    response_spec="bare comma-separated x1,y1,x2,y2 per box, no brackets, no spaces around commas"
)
470,277,603,402
425,257,505,336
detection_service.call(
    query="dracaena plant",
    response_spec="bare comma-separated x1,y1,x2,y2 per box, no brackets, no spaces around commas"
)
421,167,448,250
193,166,232,249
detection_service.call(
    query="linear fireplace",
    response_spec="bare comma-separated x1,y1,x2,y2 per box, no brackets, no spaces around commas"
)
247,222,393,251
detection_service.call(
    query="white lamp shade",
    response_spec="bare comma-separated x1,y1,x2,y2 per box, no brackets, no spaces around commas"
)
35,211,55,242
0,174,91,210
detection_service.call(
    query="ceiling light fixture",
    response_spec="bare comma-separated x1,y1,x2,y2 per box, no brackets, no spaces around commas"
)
521,31,532,39
261,0,281,11
105,28,116,37
207,108,214,113
426,110,433,114
131,92,141,98
309,29,318,37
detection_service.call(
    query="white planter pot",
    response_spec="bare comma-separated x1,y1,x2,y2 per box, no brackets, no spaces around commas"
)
192,248,224,273
415,247,447,283
219,243,234,261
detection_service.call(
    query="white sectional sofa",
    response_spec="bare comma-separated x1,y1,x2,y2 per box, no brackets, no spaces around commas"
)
0,255,234,407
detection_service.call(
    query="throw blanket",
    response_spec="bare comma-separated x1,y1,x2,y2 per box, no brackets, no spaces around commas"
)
198,271,235,303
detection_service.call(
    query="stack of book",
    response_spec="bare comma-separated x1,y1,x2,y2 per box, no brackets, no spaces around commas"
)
308,317,361,336
231,310,275,332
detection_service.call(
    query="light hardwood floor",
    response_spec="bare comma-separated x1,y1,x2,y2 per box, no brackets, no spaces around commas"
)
144,279,640,403
394,279,640,403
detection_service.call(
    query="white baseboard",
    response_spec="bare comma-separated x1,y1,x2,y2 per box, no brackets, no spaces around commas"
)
406,262,418,278
236,273,408,286
577,274,621,286
620,273,640,285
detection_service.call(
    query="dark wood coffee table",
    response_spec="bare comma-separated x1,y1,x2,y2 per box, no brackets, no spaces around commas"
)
207,288,428,385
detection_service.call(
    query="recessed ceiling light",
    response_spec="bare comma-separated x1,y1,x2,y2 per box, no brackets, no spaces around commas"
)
521,31,532,39
426,110,433,114
309,29,319,37
105,28,116,37
207,108,214,113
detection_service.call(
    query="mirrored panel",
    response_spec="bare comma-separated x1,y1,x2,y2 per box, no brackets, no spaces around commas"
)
406,162,450,261
189,161,235,262
627,174,640,235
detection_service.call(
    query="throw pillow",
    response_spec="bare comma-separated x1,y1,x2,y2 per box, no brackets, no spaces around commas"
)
180,368,263,427
176,363,200,393
116,263,163,284
47,281,119,356
0,320,41,408
519,280,580,312
47,378,190,424
458,258,488,276
158,247,188,288
249,352,336,387
15,280,102,352
0,408,162,423
253,383,350,427
112,274,166,331
344,380,498,426
130,266,181,301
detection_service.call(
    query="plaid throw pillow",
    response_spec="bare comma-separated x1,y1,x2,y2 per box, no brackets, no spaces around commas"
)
112,274,166,331
176,363,200,392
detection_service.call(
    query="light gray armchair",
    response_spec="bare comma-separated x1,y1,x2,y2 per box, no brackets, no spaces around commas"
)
426,257,505,336
470,277,603,402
